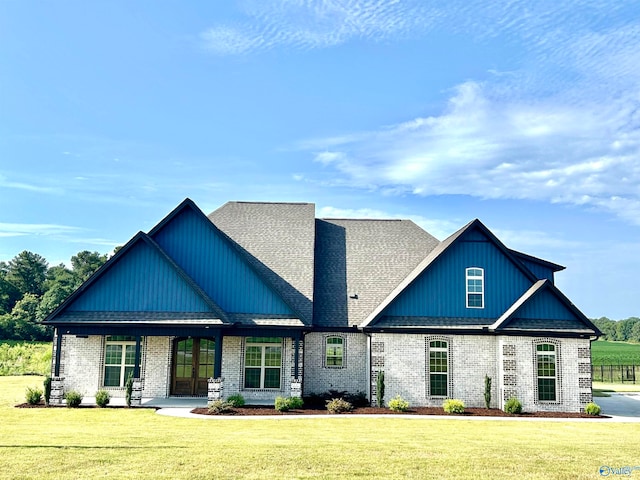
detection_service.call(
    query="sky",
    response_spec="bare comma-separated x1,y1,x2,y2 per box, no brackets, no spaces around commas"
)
1,1,639,320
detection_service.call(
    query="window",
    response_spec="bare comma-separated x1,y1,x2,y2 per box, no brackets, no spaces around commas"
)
536,343,557,401
325,336,344,367
466,267,484,308
104,336,140,387
244,337,282,389
429,340,448,397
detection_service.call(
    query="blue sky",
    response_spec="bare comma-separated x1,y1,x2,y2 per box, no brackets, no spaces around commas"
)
1,1,639,320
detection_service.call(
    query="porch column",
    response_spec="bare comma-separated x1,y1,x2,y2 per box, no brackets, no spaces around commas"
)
214,331,223,378
133,336,142,378
293,334,300,379
53,328,63,377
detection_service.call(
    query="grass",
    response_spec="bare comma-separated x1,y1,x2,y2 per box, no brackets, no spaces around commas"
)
591,340,640,365
1,377,639,479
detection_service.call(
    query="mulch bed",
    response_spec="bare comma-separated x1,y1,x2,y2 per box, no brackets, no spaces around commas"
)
190,405,606,418
15,402,606,418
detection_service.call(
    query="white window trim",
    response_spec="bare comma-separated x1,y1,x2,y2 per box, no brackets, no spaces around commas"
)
534,341,560,403
103,336,138,388
243,338,283,390
466,267,484,309
426,337,451,398
324,335,346,368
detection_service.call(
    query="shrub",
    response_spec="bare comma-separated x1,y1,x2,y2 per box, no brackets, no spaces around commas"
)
95,389,110,408
287,396,304,410
484,375,492,409
125,373,133,407
585,402,601,416
65,390,83,408
504,397,522,414
376,371,385,407
303,390,369,408
208,400,234,415
226,394,245,407
388,395,410,412
43,377,52,406
326,398,353,414
274,396,304,412
443,399,465,414
25,386,43,405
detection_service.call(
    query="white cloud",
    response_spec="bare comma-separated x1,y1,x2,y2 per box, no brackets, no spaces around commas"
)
200,0,435,55
0,223,85,237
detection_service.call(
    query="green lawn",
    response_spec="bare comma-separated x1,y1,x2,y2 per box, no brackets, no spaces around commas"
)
591,340,640,365
1,376,638,479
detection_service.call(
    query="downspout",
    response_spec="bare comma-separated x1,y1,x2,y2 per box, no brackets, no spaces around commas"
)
365,331,372,405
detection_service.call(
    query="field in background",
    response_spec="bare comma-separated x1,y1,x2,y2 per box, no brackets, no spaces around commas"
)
0,341,51,376
591,341,640,365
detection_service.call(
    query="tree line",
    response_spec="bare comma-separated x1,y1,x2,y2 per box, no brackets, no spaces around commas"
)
591,317,640,342
0,250,108,341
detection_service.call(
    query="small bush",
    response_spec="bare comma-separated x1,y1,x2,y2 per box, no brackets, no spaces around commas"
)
25,386,43,405
303,390,369,408
226,394,245,407
275,396,291,412
585,402,601,416
274,396,304,412
376,371,385,407
388,395,410,412
95,389,110,408
443,399,465,414
326,398,353,414
43,377,52,406
65,390,83,408
125,373,133,407
484,375,492,409
208,400,235,415
504,397,522,414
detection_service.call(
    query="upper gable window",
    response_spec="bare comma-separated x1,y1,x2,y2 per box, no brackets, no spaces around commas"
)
466,267,484,309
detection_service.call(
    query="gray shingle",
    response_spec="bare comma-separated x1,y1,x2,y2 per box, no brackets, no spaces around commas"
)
313,218,440,327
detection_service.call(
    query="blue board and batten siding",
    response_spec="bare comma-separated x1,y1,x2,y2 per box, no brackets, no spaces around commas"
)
67,240,213,312
518,258,554,282
515,289,576,320
384,229,534,319
152,207,294,315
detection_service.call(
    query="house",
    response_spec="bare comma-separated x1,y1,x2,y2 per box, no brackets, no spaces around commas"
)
44,199,600,412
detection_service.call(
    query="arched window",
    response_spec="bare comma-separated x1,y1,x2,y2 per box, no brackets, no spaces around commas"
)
536,343,558,401
325,336,345,367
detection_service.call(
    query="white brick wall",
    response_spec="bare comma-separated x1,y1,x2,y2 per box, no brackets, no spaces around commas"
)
52,332,592,412
303,332,368,396
369,333,591,412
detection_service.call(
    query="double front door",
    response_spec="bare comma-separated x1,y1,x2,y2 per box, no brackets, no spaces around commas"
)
171,338,215,396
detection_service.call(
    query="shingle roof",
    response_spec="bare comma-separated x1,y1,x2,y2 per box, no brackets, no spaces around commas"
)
208,202,316,325
313,218,440,327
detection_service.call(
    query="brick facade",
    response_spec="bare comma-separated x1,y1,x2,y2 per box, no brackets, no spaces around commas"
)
52,332,592,412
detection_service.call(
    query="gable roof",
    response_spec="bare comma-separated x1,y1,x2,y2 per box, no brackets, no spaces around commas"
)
361,219,540,328
208,201,316,325
490,279,601,334
44,231,230,325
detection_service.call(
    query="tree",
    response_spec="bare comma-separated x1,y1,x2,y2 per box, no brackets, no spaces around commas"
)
592,317,616,341
0,271,21,315
71,250,108,286
10,293,49,341
5,251,48,297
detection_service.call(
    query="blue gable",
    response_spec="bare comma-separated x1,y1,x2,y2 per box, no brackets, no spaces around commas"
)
381,225,535,320
66,237,214,313
150,203,295,316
